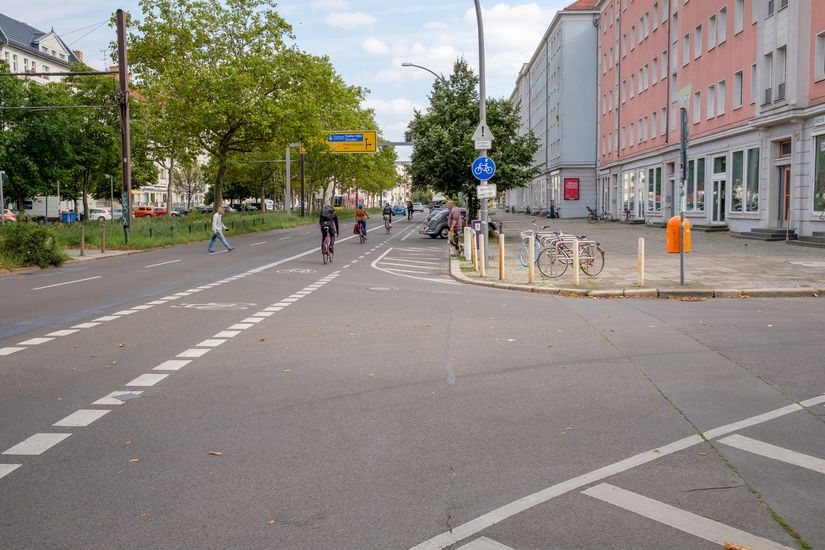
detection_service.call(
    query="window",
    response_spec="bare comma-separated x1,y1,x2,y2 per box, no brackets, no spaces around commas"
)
648,166,662,212
661,52,668,79
708,15,717,49
718,8,727,44
777,46,787,100
631,26,636,49
693,91,701,123
622,35,627,57
779,0,788,10
767,0,774,17
651,112,658,139
661,107,668,134
682,34,690,66
686,158,706,211
731,148,760,213
717,80,726,115
695,26,703,58
662,0,669,22
652,58,658,84
653,4,659,30
763,53,773,104
751,63,758,103
733,70,744,109
779,139,792,157
815,135,825,212
817,33,825,82
707,85,716,118
630,123,635,146
735,0,745,34
630,75,635,98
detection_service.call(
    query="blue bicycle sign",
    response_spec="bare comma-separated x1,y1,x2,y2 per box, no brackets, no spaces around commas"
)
471,156,496,181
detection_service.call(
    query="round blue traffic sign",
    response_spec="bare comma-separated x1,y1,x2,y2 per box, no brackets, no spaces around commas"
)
471,156,496,181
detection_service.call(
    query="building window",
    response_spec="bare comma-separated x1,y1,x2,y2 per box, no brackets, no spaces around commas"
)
815,136,825,212
652,112,658,139
733,70,744,109
735,0,745,34
693,91,701,124
767,0,775,17
695,26,703,58
630,123,635,146
707,84,716,118
731,148,760,213
751,63,757,103
661,107,668,134
653,4,659,30
779,0,788,10
682,34,690,66
717,80,726,115
778,139,791,158
661,52,668,79
776,46,787,100
652,58,659,84
648,166,662,212
686,158,706,211
708,16,717,49
763,53,773,104
630,76,635,98
816,32,825,82
718,8,727,44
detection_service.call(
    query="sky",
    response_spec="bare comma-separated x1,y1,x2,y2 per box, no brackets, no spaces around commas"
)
2,0,572,159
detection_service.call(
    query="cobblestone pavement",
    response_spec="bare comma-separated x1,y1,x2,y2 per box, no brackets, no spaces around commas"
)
465,212,825,292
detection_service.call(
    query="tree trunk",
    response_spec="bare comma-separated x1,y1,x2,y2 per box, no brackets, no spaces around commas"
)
213,155,227,211
166,158,174,216
82,171,91,222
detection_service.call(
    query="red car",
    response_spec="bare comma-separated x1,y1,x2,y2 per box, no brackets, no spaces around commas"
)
133,206,156,218
153,206,168,216
1,208,17,222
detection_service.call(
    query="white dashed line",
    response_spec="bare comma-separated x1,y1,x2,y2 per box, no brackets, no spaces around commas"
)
126,373,170,387
92,391,144,405
229,323,254,330
0,464,22,480
281,298,299,303
240,317,264,323
196,339,227,347
114,309,139,315
0,347,25,356
161,296,181,301
146,300,167,306
45,329,79,337
214,331,241,338
3,433,71,456
263,307,283,312
33,276,101,291
93,316,120,322
251,312,274,318
718,434,825,474
131,305,154,310
71,322,101,329
153,360,191,371
250,241,266,247
144,259,182,268
53,409,110,427
17,337,54,346
177,348,211,358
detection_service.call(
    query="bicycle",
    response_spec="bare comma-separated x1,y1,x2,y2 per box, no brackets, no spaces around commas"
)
537,238,605,278
321,227,334,264
518,221,567,267
359,221,367,243
384,215,391,234
586,206,613,223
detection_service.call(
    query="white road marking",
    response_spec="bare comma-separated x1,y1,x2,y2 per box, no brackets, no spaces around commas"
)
93,315,120,322
161,296,181,300
144,259,182,268
229,323,254,330
146,300,167,306
294,291,311,296
252,312,274,318
279,236,292,240
17,337,54,346
456,538,515,550
153,360,191,371
281,298,299,303
46,329,79,337
372,249,456,287
33,276,101,291
0,347,25,356
214,331,241,338
131,305,154,310
240,317,264,324
114,310,138,315
53,409,110,427
126,373,170,387
718,434,825,474
174,292,191,296
582,484,793,550
71,322,101,329
263,307,283,312
0,464,22,480
3,433,71,455
93,391,144,405
196,339,227,347
379,261,440,270
343,265,351,269
382,268,431,275
177,347,212,357
410,394,825,550
250,241,266,247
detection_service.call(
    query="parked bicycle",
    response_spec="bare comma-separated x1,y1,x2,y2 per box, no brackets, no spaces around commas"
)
537,237,605,278
586,206,614,223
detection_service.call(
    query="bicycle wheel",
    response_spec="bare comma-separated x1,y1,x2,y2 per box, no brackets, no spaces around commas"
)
580,245,605,276
587,213,597,224
602,212,613,222
519,242,529,267
537,246,569,278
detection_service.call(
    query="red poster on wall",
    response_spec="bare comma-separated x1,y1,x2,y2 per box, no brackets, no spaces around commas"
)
564,178,580,200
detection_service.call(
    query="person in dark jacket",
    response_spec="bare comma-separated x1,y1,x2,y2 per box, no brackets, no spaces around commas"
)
319,204,339,252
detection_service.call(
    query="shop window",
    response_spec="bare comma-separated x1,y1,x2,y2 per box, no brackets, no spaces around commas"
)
686,158,706,211
814,136,825,212
647,166,662,212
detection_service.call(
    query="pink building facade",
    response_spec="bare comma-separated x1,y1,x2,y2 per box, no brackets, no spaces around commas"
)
596,0,825,239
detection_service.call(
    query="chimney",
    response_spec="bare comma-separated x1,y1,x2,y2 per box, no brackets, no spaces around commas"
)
73,50,84,62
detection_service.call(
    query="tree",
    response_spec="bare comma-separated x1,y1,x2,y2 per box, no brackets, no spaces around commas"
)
405,59,540,217
173,160,205,209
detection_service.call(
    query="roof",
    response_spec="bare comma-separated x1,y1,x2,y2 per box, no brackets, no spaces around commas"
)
565,0,598,9
0,12,80,65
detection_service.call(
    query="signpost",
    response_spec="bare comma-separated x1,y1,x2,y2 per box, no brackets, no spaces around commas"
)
677,85,692,286
303,131,378,153
472,122,494,151
472,156,496,181
476,184,496,199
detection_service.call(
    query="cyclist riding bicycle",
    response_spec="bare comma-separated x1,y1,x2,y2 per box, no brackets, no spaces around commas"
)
406,200,414,221
319,203,339,252
382,203,393,230
355,203,369,240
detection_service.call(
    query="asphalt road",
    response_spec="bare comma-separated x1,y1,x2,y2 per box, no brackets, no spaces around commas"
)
1,213,824,550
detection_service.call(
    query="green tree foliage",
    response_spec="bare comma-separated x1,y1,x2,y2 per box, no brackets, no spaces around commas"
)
405,59,540,216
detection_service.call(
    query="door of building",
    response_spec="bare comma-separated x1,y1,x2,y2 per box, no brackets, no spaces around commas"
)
777,165,791,227
712,179,726,223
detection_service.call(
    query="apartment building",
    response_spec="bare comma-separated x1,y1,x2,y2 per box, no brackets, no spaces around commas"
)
596,0,825,238
0,13,81,82
505,1,599,218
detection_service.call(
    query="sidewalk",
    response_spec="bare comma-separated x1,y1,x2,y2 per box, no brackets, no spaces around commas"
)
451,213,825,298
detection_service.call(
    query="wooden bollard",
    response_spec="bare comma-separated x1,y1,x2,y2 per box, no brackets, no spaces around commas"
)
527,233,535,284
100,222,106,253
572,239,580,287
479,234,486,278
79,226,85,257
499,234,505,281
638,237,645,286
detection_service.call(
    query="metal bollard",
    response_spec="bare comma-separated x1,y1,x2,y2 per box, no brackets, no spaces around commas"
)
479,234,486,278
638,237,645,286
527,233,535,284
100,223,106,253
572,239,580,287
79,226,85,257
464,227,472,259
499,234,505,281
471,230,479,272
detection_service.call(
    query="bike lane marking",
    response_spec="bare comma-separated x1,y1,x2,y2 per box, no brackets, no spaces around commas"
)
409,393,825,549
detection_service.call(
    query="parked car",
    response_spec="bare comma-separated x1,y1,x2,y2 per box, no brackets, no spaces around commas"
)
153,206,168,216
420,208,467,239
87,207,112,221
193,205,213,214
133,206,156,218
392,204,406,215
1,208,17,222
412,202,425,212
170,207,189,217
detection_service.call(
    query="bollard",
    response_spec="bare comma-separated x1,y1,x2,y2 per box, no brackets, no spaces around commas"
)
479,235,486,278
100,223,106,254
499,234,505,281
464,227,472,259
527,233,535,284
638,237,645,287
471,230,479,272
572,239,580,287
80,226,85,257
149,227,153,238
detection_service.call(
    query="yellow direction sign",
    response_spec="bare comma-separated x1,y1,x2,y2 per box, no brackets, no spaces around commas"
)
302,131,377,153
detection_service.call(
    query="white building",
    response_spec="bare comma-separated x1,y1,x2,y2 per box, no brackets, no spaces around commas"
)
0,13,81,83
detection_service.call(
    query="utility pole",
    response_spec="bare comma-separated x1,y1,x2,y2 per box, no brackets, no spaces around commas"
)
474,0,489,264
300,148,306,217
679,107,688,286
109,174,114,217
0,171,5,224
116,9,132,234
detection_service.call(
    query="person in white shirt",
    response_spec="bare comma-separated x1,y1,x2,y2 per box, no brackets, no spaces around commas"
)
207,207,233,253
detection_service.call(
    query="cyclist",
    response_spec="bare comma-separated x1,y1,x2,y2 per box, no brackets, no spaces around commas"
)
382,203,393,231
355,202,369,240
406,200,414,221
319,203,339,252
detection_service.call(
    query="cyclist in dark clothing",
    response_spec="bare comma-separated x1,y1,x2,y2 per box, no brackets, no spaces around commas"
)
319,204,339,252
382,203,393,230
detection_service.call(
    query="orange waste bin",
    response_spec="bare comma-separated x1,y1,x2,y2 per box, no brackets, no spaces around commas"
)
667,216,691,253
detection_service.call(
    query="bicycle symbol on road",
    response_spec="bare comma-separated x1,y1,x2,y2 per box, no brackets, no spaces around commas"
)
471,156,496,181
172,303,256,311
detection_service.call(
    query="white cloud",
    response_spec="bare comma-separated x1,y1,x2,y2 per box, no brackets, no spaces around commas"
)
310,0,350,10
362,36,389,55
325,11,377,29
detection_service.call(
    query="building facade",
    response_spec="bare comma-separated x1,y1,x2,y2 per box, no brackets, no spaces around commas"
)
505,1,599,218
596,0,825,238
0,13,81,82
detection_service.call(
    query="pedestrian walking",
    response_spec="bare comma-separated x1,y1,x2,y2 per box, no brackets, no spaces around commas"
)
207,207,233,253
447,200,462,254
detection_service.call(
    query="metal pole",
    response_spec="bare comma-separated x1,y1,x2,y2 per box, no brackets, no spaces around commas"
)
0,171,5,224
300,150,305,217
109,174,114,217
680,108,688,286
285,145,293,213
474,0,489,267
57,179,60,221
116,9,132,230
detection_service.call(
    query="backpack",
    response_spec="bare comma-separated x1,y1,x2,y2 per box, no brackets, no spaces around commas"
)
320,206,335,222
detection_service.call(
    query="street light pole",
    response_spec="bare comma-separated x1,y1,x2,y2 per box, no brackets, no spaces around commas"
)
474,0,489,264
109,174,114,217
0,171,5,224
400,62,442,81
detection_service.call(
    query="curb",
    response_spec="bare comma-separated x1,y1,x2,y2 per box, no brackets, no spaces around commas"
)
448,258,822,299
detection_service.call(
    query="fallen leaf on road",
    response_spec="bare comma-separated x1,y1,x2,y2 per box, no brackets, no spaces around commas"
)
129,458,140,463
723,543,751,550
208,451,223,457
679,296,705,302
368,373,375,377
265,519,277,526
118,342,127,347
140,512,150,519
698,452,707,456
507,338,516,342
124,439,133,445
70,368,76,372
259,337,266,342
283,369,292,373
111,361,118,365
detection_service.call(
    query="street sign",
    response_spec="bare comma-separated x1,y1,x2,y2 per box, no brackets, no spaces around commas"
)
303,131,378,153
677,85,692,109
474,140,492,150
472,122,495,151
471,156,496,181
476,183,497,199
